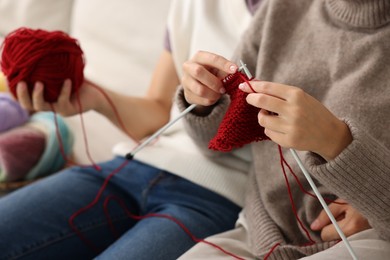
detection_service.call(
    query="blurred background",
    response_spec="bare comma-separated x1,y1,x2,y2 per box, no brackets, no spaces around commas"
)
0,0,171,163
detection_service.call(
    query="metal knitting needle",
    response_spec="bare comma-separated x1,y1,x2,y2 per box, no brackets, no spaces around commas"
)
126,61,250,159
290,150,357,260
126,103,197,159
239,60,252,79
239,61,358,260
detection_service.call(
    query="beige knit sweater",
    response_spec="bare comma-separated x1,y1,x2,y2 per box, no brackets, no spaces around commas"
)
177,0,390,258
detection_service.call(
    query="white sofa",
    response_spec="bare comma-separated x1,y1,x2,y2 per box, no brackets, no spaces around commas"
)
0,0,171,163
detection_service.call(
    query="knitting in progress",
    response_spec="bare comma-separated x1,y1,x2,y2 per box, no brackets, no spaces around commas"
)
209,71,268,152
209,68,357,259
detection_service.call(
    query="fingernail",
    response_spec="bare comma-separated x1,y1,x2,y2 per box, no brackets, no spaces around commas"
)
35,83,43,91
220,88,226,94
238,83,247,90
311,219,319,230
229,65,237,72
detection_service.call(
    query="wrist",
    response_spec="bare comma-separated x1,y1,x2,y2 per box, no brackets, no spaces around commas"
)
320,120,352,161
86,81,109,115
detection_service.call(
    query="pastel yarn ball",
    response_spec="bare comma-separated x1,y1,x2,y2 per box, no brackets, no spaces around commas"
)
0,93,29,133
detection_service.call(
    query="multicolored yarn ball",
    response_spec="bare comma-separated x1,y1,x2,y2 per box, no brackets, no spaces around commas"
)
0,92,29,133
208,71,268,152
25,111,74,180
0,27,85,103
0,111,74,182
0,126,46,182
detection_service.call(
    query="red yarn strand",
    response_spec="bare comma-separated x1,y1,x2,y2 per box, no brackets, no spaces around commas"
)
74,89,101,170
103,195,245,259
280,153,346,206
86,80,138,141
278,145,316,245
69,159,244,260
264,242,281,260
68,159,129,253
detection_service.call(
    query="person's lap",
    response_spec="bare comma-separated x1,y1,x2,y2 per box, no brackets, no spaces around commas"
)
179,221,390,260
0,157,240,260
300,229,390,260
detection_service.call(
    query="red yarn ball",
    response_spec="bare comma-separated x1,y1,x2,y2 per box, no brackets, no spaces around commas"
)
0,27,85,103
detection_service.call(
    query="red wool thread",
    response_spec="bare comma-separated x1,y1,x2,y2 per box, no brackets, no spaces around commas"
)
69,158,244,260
1,27,243,259
210,74,346,257
0,27,84,103
209,71,268,152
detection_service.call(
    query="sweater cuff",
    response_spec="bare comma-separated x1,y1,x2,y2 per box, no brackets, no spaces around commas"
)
306,119,390,223
175,87,230,145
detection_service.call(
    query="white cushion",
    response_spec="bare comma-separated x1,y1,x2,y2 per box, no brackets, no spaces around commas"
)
66,0,171,163
0,0,73,35
0,0,172,164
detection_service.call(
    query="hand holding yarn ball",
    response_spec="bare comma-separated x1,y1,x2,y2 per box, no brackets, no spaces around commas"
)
0,27,85,104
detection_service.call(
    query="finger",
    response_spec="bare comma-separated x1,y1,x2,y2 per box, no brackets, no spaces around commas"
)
239,81,300,101
311,202,346,230
16,82,34,111
31,82,50,111
183,61,226,94
183,81,221,106
182,71,222,106
320,223,341,241
56,79,72,105
191,51,238,76
246,92,286,115
257,109,285,134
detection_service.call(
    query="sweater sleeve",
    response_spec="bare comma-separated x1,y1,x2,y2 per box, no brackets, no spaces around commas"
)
307,119,390,241
175,87,230,157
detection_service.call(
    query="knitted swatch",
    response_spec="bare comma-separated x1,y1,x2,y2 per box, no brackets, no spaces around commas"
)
209,71,268,152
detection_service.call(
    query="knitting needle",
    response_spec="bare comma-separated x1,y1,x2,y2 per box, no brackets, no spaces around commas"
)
238,61,358,259
126,62,250,159
290,150,357,259
126,103,197,159
239,60,252,79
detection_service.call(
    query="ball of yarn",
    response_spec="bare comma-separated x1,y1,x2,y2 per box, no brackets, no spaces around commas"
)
0,72,6,92
0,126,46,182
25,111,74,180
0,93,29,133
0,27,85,103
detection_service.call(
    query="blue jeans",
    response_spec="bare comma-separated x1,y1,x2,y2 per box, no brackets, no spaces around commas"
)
0,157,240,260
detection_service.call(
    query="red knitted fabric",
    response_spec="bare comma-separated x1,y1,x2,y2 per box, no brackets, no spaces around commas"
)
208,71,268,152
0,27,84,103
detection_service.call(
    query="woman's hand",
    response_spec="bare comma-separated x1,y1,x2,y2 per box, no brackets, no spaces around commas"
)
181,51,237,107
16,79,104,117
239,81,352,160
310,199,371,241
